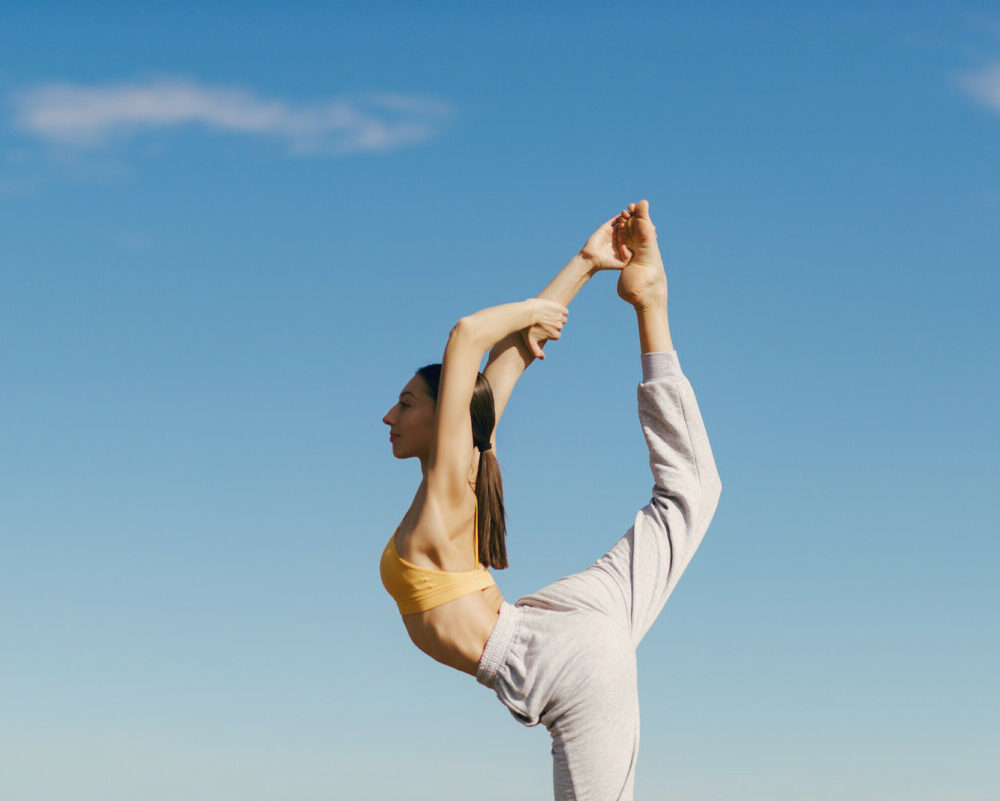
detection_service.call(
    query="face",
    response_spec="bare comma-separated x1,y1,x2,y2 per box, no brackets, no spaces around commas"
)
382,373,436,459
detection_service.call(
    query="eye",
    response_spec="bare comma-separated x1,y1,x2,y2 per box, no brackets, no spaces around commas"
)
399,401,409,409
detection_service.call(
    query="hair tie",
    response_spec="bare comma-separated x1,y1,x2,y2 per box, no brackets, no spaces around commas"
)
476,440,492,452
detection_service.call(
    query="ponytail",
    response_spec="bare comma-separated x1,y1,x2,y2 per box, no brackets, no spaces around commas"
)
475,445,507,569
416,364,508,569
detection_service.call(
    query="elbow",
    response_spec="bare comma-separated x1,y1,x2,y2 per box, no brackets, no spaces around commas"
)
451,316,475,337
449,316,482,349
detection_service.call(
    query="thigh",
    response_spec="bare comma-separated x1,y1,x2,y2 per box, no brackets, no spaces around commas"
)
521,500,672,646
518,488,702,660
592,491,709,647
545,637,640,801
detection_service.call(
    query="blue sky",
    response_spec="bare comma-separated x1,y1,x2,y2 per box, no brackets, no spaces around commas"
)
1,2,998,799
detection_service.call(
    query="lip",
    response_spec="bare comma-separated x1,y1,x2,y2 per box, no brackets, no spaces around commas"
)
389,434,399,441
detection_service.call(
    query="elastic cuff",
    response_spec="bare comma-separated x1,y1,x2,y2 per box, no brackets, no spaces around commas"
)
641,350,683,382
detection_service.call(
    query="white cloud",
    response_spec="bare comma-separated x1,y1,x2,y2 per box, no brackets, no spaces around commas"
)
12,77,454,154
957,61,1000,114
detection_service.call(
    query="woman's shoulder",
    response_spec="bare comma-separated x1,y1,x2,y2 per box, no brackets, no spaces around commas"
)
421,484,478,538
397,484,477,558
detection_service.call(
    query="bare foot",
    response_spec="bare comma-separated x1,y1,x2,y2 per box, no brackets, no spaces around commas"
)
614,200,668,309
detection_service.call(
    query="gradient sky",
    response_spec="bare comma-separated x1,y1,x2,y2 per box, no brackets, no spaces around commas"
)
2,3,999,800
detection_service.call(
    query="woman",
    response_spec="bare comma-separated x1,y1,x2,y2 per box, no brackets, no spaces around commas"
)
380,200,722,800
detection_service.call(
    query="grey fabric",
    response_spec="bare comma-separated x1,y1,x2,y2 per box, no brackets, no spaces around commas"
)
476,351,722,800
640,350,684,382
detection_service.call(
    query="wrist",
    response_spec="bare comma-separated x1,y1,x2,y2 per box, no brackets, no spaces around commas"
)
521,298,542,328
575,249,601,277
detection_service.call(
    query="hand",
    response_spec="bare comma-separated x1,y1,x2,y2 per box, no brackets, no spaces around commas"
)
613,200,668,309
520,298,568,360
580,215,632,271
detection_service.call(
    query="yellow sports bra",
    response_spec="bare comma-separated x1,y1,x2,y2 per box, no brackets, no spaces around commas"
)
380,499,497,615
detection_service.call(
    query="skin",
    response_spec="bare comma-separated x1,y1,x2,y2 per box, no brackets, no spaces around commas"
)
382,200,673,676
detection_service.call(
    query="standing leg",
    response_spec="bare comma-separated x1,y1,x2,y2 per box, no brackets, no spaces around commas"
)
544,614,641,801
479,605,641,800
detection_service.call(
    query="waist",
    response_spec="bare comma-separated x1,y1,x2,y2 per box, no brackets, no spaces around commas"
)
400,585,505,676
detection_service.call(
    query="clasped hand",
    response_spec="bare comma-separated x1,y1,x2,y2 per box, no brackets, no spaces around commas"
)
517,200,662,359
520,298,568,360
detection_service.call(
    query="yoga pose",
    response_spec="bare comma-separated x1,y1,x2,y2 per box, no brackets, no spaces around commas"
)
380,201,722,800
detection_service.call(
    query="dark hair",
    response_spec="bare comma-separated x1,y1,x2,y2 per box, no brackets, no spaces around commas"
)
415,363,507,570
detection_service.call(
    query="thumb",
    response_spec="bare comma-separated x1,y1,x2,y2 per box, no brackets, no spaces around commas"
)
530,337,545,359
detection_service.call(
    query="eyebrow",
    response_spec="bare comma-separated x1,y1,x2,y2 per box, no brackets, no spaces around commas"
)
399,391,417,400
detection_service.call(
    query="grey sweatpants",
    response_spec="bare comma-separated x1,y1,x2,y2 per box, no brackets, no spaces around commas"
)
476,351,722,801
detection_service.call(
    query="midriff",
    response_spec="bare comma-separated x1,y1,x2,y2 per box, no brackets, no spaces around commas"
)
389,482,505,675
401,582,504,675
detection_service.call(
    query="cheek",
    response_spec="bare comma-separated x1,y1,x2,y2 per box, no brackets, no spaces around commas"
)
414,416,434,440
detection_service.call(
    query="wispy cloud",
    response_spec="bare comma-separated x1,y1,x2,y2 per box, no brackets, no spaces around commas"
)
11,77,454,155
957,61,1000,114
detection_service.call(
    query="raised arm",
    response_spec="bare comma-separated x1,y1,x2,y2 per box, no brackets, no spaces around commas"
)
428,299,567,502
482,214,633,443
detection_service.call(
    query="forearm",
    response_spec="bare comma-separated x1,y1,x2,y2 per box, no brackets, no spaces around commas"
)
487,252,596,364
461,301,536,354
536,252,597,306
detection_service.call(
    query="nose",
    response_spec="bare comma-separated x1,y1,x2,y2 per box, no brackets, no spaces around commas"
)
382,407,395,426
